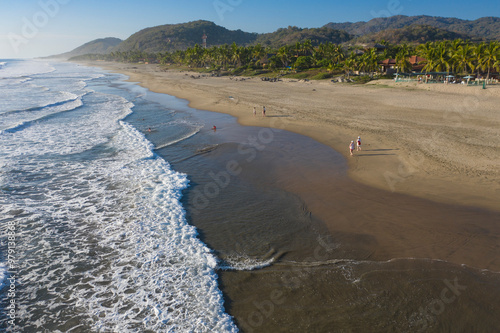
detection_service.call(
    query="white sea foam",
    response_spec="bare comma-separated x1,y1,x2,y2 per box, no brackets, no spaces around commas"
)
155,127,202,149
0,95,84,132
0,61,237,332
219,255,277,271
0,59,54,79
0,263,6,290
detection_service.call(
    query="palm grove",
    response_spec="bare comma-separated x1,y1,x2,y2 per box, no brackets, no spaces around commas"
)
74,39,500,80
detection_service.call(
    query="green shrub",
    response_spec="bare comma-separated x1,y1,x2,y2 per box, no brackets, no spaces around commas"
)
294,56,313,70
287,72,309,79
312,72,333,80
231,66,246,75
352,75,372,84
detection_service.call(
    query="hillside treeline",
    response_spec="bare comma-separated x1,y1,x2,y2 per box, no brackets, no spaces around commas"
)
72,39,500,78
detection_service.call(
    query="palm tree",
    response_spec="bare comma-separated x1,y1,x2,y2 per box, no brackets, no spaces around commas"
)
433,41,452,74
301,39,313,56
395,51,412,73
219,44,231,69
453,43,475,75
332,44,346,64
207,46,220,67
316,42,329,58
395,44,411,73
251,44,266,67
277,45,293,68
184,44,205,67
311,46,324,67
481,41,500,80
360,48,380,74
448,39,464,73
343,52,356,79
294,41,302,57
473,42,486,78
416,41,435,74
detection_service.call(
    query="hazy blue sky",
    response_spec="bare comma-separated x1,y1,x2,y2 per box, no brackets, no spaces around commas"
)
1,0,499,58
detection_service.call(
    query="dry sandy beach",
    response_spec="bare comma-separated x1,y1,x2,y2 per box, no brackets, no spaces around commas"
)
82,61,500,271
88,62,500,211
70,61,500,331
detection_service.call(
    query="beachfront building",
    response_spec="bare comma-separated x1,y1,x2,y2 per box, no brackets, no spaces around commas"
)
379,56,426,74
379,58,397,74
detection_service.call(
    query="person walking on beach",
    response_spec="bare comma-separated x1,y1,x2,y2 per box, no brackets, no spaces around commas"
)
349,141,355,156
357,136,361,151
262,106,266,117
253,106,256,117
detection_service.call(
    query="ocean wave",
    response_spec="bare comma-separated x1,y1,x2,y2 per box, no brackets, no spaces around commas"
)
0,75,87,117
218,249,285,271
5,90,80,113
219,256,277,271
0,92,133,156
0,263,6,290
0,61,237,332
3,120,238,331
155,127,202,149
0,96,84,133
0,59,55,79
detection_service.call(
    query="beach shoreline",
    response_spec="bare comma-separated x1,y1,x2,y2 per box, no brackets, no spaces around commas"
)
73,61,500,331
79,61,500,213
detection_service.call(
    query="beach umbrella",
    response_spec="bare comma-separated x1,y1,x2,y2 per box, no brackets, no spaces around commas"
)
444,74,455,83
463,75,474,84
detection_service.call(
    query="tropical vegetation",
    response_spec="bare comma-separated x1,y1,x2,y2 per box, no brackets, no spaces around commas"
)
416,40,500,79
71,39,500,82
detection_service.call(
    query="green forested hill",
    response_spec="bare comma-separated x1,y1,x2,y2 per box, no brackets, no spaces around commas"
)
352,25,475,45
111,20,352,53
61,15,500,60
324,15,500,40
112,20,258,53
255,26,352,47
49,37,122,59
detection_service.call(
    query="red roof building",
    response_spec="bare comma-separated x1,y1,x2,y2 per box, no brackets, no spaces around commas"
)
379,56,427,73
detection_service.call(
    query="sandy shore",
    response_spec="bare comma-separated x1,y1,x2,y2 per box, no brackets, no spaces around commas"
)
71,61,500,331
83,61,500,213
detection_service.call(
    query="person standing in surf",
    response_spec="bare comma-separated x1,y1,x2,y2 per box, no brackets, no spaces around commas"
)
357,136,361,151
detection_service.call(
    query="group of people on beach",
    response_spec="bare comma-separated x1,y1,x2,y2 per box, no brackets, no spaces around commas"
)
349,136,361,156
253,106,266,117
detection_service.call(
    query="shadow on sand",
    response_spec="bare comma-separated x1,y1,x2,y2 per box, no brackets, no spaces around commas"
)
363,148,399,152
355,153,397,157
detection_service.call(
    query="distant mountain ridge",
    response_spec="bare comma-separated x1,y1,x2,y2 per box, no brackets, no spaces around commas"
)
49,37,122,59
351,24,476,45
113,20,258,53
255,26,352,47
55,15,500,59
324,15,500,40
